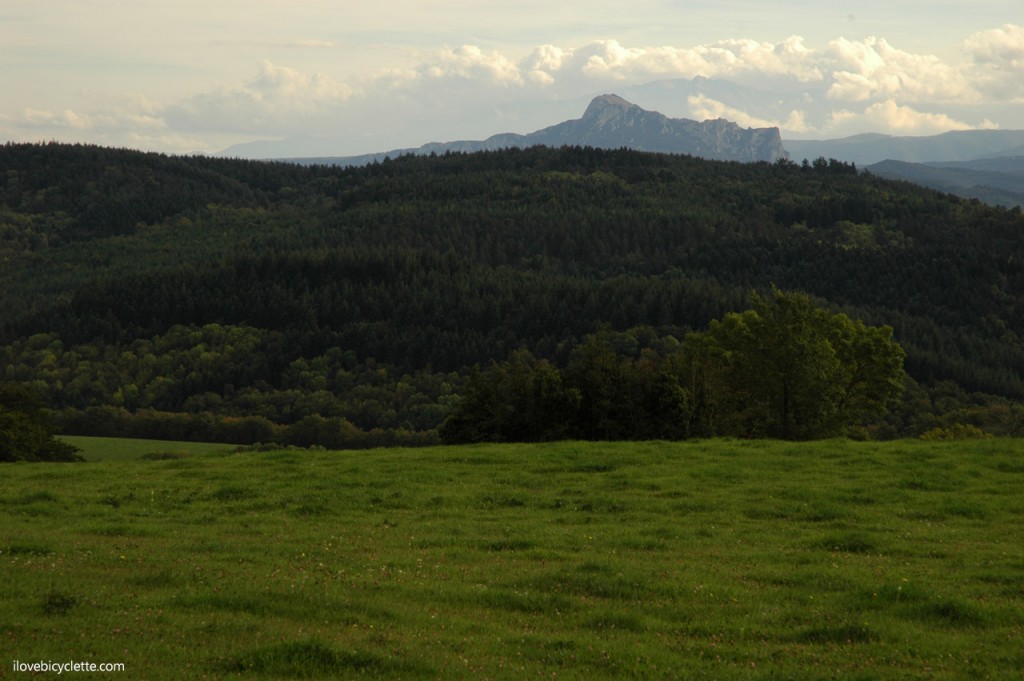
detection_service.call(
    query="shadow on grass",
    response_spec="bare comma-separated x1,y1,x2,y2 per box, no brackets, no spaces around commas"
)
812,531,879,554
854,583,989,627
219,639,433,678
794,622,878,644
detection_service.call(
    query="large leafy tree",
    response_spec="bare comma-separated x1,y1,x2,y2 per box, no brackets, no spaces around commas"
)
686,289,905,439
439,350,581,443
0,383,82,461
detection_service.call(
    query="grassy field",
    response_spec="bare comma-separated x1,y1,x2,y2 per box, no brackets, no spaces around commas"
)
2,438,1022,679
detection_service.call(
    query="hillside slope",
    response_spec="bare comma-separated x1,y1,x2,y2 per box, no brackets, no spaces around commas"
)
3,143,1024,438
865,157,1024,208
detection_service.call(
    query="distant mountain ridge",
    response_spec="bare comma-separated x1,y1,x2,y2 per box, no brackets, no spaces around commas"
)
865,157,1024,208
784,130,1024,166
783,129,1024,208
270,95,788,166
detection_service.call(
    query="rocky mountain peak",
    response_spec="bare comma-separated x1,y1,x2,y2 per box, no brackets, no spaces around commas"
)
581,94,639,121
286,95,788,166
565,95,786,162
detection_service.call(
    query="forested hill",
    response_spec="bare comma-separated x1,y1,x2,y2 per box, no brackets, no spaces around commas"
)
2,142,1024,441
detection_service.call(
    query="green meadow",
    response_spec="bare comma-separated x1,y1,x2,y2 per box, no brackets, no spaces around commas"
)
2,438,1023,679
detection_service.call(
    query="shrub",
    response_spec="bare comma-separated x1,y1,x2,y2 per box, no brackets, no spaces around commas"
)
919,424,993,441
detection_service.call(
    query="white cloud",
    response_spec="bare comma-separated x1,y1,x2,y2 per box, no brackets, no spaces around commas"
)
4,103,212,153
162,60,355,134
688,95,767,127
20,108,88,130
964,24,1024,100
695,36,824,82
687,95,812,134
514,37,825,87
247,60,353,106
522,45,568,74
822,100,977,136
16,101,165,134
781,110,812,134
419,45,525,85
862,100,973,134
7,25,1024,153
825,37,976,103
965,23,1024,67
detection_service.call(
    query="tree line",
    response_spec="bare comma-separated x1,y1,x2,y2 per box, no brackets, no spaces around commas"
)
441,289,906,443
2,143,1024,448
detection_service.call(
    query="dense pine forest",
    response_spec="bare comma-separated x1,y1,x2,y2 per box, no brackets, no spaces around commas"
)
3,141,1024,447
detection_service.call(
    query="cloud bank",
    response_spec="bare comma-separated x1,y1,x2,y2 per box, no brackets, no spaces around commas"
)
6,25,1022,154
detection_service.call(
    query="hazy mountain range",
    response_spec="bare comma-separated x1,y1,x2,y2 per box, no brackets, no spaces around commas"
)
862,157,1024,208
785,131,1024,165
788,131,1024,208
264,94,788,166
218,90,1024,207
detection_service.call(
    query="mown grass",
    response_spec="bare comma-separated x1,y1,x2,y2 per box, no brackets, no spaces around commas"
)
2,438,1023,679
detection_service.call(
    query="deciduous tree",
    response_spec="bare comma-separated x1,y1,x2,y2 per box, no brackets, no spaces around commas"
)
0,383,82,461
686,288,905,439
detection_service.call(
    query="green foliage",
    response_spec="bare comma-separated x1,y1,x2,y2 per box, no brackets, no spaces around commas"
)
919,423,994,441
3,143,1024,443
444,294,905,442
688,288,905,439
442,332,697,443
0,383,81,461
2,325,457,446
440,350,580,443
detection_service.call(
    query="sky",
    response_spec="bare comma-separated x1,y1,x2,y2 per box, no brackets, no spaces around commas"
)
2,1,1022,156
